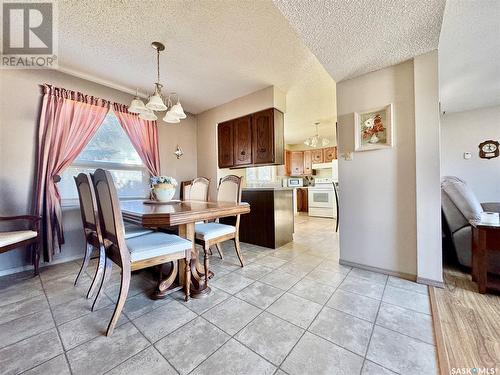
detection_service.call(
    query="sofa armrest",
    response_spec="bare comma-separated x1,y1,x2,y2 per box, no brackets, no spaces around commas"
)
481,202,500,213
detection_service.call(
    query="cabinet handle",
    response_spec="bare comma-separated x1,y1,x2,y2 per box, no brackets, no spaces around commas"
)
241,151,245,155
260,148,266,152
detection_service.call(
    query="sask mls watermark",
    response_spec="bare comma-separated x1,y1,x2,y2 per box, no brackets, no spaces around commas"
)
1,0,58,68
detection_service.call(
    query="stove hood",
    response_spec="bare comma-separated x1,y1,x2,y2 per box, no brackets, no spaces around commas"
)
312,161,332,170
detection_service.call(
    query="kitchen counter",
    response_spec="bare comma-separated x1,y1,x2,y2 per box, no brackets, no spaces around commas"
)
243,187,294,191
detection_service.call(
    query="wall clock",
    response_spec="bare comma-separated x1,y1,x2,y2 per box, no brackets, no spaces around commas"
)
478,140,499,159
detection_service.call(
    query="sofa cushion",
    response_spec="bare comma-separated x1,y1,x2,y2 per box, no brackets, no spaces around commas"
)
441,176,483,221
195,223,235,241
126,232,191,262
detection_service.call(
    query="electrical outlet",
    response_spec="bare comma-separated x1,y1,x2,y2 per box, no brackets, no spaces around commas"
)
464,152,472,160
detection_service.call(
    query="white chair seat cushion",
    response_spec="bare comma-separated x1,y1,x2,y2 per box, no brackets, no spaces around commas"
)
124,223,154,239
0,230,37,247
195,223,236,241
126,232,191,262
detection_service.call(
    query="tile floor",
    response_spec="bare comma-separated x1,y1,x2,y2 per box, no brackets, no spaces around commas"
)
0,215,438,375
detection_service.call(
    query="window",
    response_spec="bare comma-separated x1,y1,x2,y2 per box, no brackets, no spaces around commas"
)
59,111,149,204
246,165,276,184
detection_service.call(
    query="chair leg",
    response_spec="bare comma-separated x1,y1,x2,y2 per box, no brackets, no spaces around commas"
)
233,238,244,267
106,266,130,337
203,244,210,285
208,247,213,256
215,243,224,259
32,243,40,276
75,242,93,286
87,245,105,299
184,257,191,302
92,256,112,312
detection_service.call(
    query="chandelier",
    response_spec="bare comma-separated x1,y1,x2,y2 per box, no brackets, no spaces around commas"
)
128,42,186,123
304,122,330,147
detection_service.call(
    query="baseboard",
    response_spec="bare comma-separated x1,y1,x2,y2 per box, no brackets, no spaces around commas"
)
417,276,445,289
339,259,416,281
0,254,84,277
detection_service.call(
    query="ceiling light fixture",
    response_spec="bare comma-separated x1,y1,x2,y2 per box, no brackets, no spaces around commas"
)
304,122,330,148
129,42,187,123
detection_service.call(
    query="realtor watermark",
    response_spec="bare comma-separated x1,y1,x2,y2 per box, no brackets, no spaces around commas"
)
451,367,499,375
1,0,58,68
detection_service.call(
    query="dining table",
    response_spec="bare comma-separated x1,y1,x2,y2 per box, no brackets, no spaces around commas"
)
120,199,250,299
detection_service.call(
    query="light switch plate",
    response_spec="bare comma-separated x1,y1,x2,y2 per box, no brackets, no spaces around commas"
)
464,152,472,160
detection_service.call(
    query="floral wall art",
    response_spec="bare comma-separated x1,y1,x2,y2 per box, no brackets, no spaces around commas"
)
354,104,393,151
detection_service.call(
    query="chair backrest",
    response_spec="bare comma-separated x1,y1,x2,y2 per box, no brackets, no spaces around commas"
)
217,175,242,204
190,177,210,201
441,176,483,224
74,173,101,238
91,169,130,264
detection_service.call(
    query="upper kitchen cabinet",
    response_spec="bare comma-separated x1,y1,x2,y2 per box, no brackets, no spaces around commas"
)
217,108,284,169
323,146,337,162
290,151,304,176
233,115,252,166
311,149,323,163
218,120,234,168
303,150,312,175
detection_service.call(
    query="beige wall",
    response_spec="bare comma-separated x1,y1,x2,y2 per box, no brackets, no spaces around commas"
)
196,86,285,199
0,69,197,273
441,105,500,202
337,60,418,277
414,51,443,284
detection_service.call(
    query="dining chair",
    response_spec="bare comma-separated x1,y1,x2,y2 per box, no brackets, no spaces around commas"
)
195,175,244,283
180,177,210,201
0,215,41,275
73,173,154,300
91,168,192,336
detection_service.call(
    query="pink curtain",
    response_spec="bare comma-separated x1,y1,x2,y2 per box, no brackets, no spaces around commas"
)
34,84,110,261
113,103,160,176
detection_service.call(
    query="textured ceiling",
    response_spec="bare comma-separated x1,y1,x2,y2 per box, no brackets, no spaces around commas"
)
273,0,446,82
56,0,330,118
439,0,500,113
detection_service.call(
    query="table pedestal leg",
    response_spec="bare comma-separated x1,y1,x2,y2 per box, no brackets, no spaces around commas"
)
153,262,178,299
178,222,211,298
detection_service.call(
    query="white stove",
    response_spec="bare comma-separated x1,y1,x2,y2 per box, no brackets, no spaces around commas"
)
308,178,337,218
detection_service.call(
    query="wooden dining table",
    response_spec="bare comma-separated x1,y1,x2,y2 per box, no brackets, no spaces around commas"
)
120,199,250,298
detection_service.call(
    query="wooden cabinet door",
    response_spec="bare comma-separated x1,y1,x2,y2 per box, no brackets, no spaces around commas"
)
290,151,304,176
311,149,323,164
297,188,309,212
217,121,234,168
303,150,312,175
252,109,274,164
233,115,252,166
284,150,291,176
323,146,337,162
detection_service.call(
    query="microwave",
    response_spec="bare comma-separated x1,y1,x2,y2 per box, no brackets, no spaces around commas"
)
287,178,304,187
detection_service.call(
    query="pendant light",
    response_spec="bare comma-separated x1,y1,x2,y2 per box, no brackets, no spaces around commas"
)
128,89,146,114
170,93,186,119
304,122,330,148
139,106,158,121
163,97,180,123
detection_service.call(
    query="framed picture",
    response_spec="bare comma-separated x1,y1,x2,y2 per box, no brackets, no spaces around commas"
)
354,103,393,151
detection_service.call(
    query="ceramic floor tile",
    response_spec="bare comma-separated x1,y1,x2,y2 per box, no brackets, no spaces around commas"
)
309,307,373,356
315,260,351,275
43,273,93,307
289,278,336,304
22,354,70,375
106,346,177,375
267,293,322,329
39,261,81,283
235,281,284,309
281,332,364,375
253,256,288,269
290,254,324,267
235,312,304,366
339,275,386,300
367,325,438,374
190,339,276,375
0,293,49,325
278,261,316,277
202,296,261,335
122,292,172,320
0,329,63,375
260,271,302,290
66,322,149,375
0,277,45,307
58,306,129,350
105,274,156,302
52,292,113,326
171,286,230,314
387,276,428,295
361,360,398,374
155,316,229,375
133,300,197,342
327,289,380,322
211,272,255,294
382,286,431,314
234,263,274,280
349,268,388,285
305,269,346,287
376,302,434,344
0,309,54,349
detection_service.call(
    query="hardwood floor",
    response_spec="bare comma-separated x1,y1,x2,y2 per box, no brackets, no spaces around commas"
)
430,266,500,373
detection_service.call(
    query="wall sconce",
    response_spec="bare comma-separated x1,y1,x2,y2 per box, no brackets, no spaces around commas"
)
174,145,184,159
